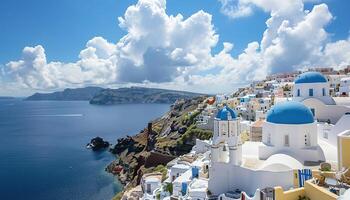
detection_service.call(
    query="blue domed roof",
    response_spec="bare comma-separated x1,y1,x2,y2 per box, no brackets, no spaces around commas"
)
216,105,236,120
266,101,314,124
294,72,327,84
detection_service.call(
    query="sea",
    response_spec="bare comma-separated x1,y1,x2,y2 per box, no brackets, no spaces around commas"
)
0,99,170,200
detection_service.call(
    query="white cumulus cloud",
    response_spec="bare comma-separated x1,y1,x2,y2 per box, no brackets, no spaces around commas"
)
1,0,350,95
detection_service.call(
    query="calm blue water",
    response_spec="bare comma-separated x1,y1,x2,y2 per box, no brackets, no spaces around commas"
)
0,99,170,200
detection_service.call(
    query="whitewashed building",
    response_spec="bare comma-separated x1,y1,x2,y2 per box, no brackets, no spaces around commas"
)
259,101,325,163
339,77,350,96
292,71,350,124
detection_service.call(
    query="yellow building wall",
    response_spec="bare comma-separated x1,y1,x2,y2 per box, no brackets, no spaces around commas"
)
293,170,299,188
304,181,338,200
275,180,338,200
274,187,305,200
338,136,350,169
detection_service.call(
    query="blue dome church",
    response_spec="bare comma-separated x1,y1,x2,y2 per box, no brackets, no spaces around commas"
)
259,101,325,163
292,71,350,124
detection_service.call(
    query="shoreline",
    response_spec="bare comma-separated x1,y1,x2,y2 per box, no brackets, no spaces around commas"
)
104,96,212,199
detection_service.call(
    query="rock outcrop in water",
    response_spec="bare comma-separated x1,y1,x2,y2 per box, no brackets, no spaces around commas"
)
86,137,110,151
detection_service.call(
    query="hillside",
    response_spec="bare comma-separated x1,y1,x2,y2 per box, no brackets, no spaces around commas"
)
106,96,213,198
25,87,103,101
89,87,205,105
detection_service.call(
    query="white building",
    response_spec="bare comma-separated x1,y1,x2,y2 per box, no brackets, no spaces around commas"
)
209,105,296,195
141,173,163,200
211,105,242,165
339,77,350,96
292,71,350,124
259,101,325,163
169,163,190,182
208,102,335,196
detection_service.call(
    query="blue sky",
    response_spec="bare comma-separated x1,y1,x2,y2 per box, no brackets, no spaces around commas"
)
1,0,350,95
0,0,265,63
2,0,348,64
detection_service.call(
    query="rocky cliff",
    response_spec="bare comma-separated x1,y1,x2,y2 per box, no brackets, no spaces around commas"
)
106,96,213,198
89,87,205,105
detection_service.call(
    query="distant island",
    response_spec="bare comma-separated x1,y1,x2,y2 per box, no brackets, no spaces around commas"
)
25,86,205,104
0,96,15,99
89,87,206,105
25,87,103,101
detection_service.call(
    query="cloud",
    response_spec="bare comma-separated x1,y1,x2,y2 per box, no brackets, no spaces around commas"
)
218,0,305,20
1,0,219,93
1,0,350,95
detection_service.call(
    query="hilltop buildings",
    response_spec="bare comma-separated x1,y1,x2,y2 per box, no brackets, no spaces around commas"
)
122,68,350,200
291,71,350,124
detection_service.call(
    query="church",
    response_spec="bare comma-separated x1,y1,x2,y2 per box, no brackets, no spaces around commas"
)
259,101,325,164
292,71,350,124
208,102,330,195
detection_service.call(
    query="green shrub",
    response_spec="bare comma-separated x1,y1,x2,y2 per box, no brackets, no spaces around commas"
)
165,183,173,194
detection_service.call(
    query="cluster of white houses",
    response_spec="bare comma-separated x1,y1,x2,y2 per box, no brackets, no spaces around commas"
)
122,71,350,200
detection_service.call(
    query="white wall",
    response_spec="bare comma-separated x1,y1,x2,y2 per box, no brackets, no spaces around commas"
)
258,144,325,163
208,163,294,196
319,115,350,147
302,98,350,124
192,139,211,154
293,82,329,99
262,122,317,149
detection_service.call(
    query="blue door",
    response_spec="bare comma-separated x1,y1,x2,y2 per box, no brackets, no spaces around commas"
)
298,169,312,187
181,182,187,196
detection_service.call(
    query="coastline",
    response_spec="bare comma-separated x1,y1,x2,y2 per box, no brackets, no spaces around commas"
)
105,96,212,198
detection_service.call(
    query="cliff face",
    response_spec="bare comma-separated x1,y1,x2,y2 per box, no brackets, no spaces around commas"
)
107,96,213,191
89,87,205,105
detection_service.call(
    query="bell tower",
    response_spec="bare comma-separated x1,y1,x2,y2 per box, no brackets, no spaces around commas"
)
211,105,242,165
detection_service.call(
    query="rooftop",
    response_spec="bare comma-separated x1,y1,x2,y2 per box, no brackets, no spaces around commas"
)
266,101,314,125
216,105,236,120
295,72,327,84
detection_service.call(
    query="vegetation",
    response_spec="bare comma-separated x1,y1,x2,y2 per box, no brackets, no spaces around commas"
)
164,183,173,194
179,125,213,144
153,165,168,181
90,87,205,105
156,192,161,200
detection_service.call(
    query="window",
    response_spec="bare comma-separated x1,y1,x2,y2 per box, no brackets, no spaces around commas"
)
221,123,227,136
284,135,289,147
323,129,329,139
309,88,313,96
322,88,326,96
267,133,271,145
297,89,300,97
146,184,151,193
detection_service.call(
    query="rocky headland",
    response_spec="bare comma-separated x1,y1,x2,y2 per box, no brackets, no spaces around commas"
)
106,96,213,199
